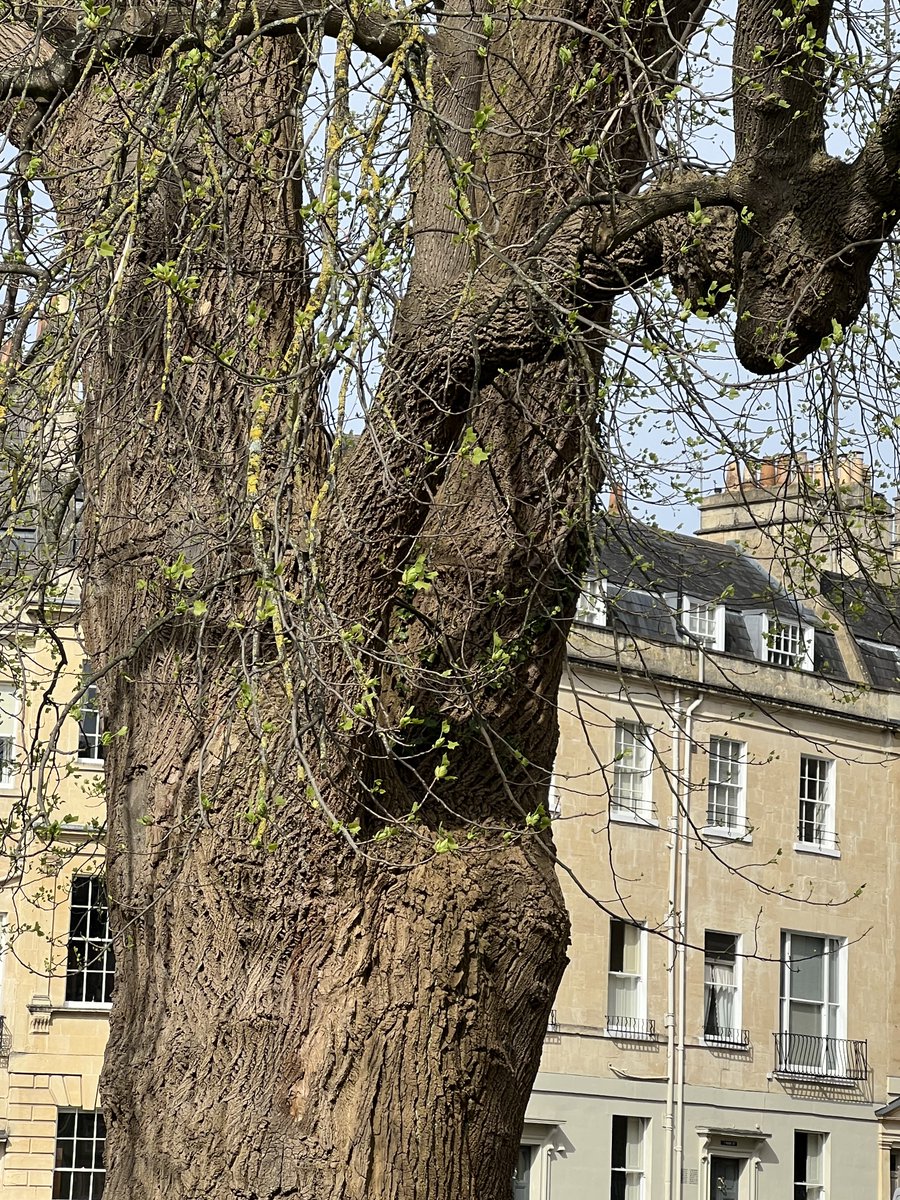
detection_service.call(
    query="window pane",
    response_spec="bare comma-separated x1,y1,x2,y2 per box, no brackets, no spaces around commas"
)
624,1118,643,1170
789,1000,823,1038
621,925,641,974
610,921,625,972
705,932,736,962
611,1116,627,1170
83,972,105,1003
623,1175,642,1200
789,936,825,1002
74,1134,94,1169
56,1136,75,1168
807,1134,824,1185
609,974,640,1020
70,1175,92,1200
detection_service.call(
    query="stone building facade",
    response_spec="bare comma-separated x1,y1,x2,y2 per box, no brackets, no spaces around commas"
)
2,460,900,1200
524,462,900,1200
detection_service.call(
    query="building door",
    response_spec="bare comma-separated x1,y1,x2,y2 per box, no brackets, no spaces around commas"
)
709,1156,741,1200
513,1146,534,1200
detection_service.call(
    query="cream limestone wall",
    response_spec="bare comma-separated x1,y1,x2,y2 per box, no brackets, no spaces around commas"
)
526,625,900,1200
0,612,109,1199
2,595,900,1199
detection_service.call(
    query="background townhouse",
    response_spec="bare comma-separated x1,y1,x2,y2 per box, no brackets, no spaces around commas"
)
524,457,900,1200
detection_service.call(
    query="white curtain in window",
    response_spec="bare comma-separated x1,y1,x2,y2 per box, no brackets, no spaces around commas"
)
609,973,640,1020
705,963,736,1032
0,689,16,783
624,1117,644,1200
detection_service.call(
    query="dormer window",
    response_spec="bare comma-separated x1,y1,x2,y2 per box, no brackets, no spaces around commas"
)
764,618,814,670
575,575,606,627
680,598,724,651
666,595,724,651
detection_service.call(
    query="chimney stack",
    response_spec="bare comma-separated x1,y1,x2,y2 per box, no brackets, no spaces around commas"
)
696,451,894,583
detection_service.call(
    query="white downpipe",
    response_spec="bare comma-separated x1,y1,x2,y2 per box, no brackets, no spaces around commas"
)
674,654,704,1200
663,690,682,1200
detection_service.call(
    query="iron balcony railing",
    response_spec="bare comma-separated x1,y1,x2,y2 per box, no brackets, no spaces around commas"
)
605,1014,657,1040
774,1032,867,1082
0,1015,10,1055
795,824,840,852
703,1027,751,1049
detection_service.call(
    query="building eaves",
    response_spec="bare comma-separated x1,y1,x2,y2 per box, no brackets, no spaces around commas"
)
566,650,900,733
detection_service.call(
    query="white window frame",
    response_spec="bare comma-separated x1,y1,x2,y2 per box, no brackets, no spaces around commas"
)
53,1109,106,1200
679,597,725,651
0,686,18,788
65,874,115,1007
611,720,655,825
780,932,846,1076
610,1114,648,1199
575,575,607,627
762,614,814,670
703,931,743,1045
0,912,8,1015
77,673,105,764
606,919,649,1039
794,1130,827,1200
704,737,747,838
795,756,838,855
547,755,562,819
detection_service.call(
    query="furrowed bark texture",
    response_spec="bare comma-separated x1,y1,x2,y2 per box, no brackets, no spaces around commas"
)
7,0,900,1190
33,13,596,1199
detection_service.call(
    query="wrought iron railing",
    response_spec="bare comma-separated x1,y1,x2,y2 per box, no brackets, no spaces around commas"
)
703,1027,750,1048
795,823,840,852
606,1014,657,1040
703,814,753,839
0,1015,11,1056
773,1032,867,1082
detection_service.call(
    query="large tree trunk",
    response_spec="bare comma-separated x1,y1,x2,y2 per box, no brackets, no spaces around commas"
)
5,0,718,1192
44,23,582,1199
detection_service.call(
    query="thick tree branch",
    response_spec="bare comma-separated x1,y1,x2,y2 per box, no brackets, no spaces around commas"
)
733,0,834,168
0,2,418,101
591,172,745,255
856,86,900,208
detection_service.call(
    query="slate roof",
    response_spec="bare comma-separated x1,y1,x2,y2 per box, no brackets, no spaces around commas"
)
816,571,900,691
586,517,851,681
598,518,818,624
819,572,900,646
576,516,900,691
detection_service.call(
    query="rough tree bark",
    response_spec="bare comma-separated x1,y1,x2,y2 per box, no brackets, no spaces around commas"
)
2,0,900,1195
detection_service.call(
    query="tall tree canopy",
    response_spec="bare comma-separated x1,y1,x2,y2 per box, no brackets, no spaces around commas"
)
1,0,899,1195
